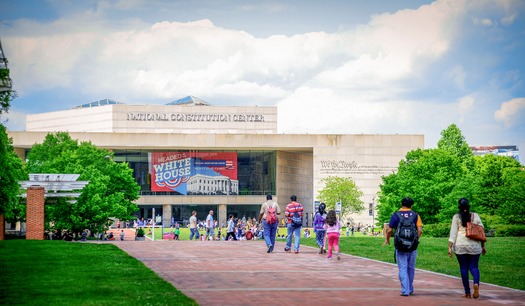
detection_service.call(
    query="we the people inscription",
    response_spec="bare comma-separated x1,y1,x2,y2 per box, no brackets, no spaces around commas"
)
319,160,396,176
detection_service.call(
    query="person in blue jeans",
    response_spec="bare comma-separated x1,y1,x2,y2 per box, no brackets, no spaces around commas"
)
189,211,199,240
258,194,281,253
284,195,304,254
382,197,423,296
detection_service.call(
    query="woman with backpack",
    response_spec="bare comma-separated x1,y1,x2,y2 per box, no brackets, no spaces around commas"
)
313,202,327,254
448,198,486,299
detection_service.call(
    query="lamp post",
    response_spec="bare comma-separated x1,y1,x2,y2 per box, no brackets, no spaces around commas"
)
371,197,375,234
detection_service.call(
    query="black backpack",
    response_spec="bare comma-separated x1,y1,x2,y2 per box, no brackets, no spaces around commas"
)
394,211,419,252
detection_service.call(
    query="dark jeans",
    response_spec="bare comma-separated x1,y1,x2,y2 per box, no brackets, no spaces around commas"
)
189,228,199,240
456,253,481,294
225,231,237,240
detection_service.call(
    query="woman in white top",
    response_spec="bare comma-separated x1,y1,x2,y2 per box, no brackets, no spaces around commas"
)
448,198,486,299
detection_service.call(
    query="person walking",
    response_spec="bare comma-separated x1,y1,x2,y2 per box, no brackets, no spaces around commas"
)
382,197,423,297
119,230,125,241
448,198,486,299
206,210,215,240
313,202,327,254
284,195,304,254
225,214,237,241
324,210,342,260
258,194,281,253
189,211,199,240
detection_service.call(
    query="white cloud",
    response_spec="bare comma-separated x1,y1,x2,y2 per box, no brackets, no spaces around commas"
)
3,0,523,154
458,95,475,123
501,13,517,25
494,98,525,127
449,65,467,90
3,0,467,104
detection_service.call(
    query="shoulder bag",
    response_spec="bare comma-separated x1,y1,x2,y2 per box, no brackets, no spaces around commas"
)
466,213,487,242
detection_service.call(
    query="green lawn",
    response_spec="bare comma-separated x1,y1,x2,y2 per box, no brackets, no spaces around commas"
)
0,240,197,306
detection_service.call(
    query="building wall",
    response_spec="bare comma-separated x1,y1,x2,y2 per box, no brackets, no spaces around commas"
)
9,131,423,227
26,104,278,134
313,134,424,226
276,150,314,221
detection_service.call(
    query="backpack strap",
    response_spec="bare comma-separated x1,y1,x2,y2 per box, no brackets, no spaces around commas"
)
396,211,417,224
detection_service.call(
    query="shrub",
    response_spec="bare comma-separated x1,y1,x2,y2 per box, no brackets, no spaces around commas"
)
493,225,525,237
136,228,145,237
423,223,450,238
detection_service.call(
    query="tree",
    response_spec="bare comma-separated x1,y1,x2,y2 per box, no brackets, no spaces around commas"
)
376,148,464,225
437,123,473,160
498,167,525,224
25,132,140,235
377,123,525,226
473,154,523,215
1,37,16,115
316,176,364,218
0,124,24,217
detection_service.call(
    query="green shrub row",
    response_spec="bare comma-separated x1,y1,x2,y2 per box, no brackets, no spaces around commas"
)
424,223,525,237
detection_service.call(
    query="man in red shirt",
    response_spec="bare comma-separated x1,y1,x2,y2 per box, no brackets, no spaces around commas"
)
284,195,304,254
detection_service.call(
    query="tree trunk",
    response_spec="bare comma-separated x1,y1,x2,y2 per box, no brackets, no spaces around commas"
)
0,214,5,240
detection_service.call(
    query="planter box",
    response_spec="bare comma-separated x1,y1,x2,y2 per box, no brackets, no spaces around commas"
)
135,236,145,241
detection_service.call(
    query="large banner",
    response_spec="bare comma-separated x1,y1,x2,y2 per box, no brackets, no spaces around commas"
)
149,152,238,195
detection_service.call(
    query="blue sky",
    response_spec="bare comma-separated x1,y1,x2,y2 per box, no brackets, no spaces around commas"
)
1,0,524,156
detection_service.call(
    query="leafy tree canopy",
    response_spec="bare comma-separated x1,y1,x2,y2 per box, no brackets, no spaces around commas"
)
0,124,25,217
25,132,139,235
317,176,364,218
378,123,525,226
376,148,464,225
437,123,473,160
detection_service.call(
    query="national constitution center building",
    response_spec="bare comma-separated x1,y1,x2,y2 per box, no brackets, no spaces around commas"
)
8,97,424,227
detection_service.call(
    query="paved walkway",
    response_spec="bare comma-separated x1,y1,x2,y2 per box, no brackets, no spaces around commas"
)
111,240,525,306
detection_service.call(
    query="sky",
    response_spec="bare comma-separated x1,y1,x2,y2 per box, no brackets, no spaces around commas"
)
1,0,524,156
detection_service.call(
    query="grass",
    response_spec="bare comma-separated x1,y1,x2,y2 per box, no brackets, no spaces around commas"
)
0,240,197,306
301,235,525,291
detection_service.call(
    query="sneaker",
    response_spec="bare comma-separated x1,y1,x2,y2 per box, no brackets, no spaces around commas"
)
336,252,340,260
318,247,322,254
473,284,479,299
294,250,299,254
284,248,291,253
267,245,272,253
323,249,327,254
327,256,332,260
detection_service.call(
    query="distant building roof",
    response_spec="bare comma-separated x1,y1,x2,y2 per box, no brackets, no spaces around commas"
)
166,96,210,106
73,98,124,109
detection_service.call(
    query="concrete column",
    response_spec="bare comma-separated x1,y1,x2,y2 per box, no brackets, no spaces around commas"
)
163,204,172,227
218,204,227,229
26,186,45,240
0,214,5,240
